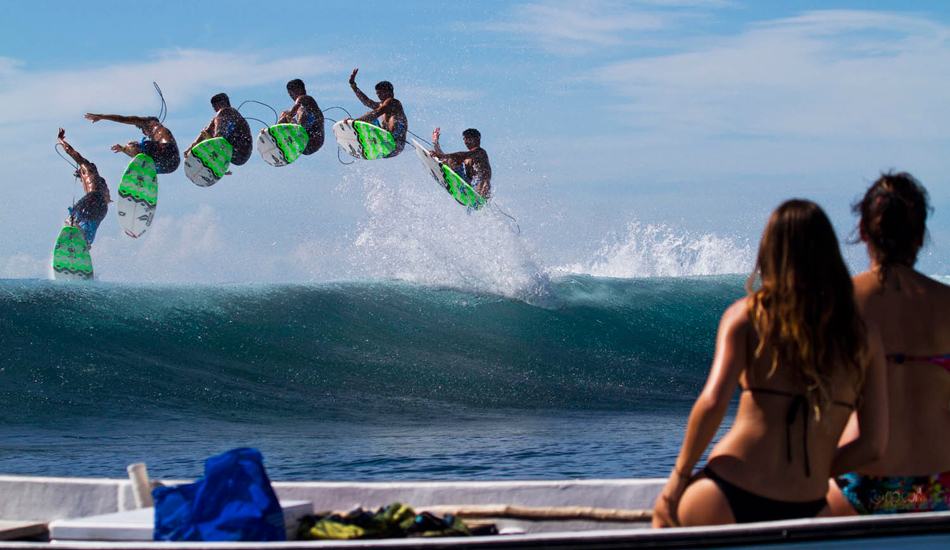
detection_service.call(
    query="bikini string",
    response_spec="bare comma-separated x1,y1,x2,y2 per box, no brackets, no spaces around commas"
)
786,395,810,478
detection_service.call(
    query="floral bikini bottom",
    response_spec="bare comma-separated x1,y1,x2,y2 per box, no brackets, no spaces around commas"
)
838,471,950,514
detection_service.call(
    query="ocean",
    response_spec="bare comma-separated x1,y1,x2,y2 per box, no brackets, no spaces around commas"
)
0,275,743,481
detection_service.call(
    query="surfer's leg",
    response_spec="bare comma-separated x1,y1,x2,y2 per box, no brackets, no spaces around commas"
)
303,128,324,155
69,192,107,245
141,140,180,174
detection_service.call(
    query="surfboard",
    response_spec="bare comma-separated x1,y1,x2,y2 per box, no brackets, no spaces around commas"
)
116,154,157,238
257,124,309,167
52,225,93,280
332,120,396,160
184,137,232,187
412,138,487,211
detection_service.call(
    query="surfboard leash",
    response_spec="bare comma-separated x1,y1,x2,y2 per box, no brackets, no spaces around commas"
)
320,115,357,165
238,100,279,125
490,202,521,234
406,131,433,149
322,106,353,119
54,143,82,211
153,82,167,124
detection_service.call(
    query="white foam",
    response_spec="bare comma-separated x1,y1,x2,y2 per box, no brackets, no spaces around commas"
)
558,220,754,278
343,165,553,301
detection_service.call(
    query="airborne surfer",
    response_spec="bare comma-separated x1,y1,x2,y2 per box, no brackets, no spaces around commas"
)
56,128,111,245
85,113,180,174
184,93,252,167
346,69,408,157
278,79,324,156
429,127,492,199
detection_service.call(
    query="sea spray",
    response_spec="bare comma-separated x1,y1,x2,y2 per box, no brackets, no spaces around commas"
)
561,220,754,278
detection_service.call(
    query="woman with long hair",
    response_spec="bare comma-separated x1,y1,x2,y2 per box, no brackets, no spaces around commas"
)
653,199,887,527
828,173,950,514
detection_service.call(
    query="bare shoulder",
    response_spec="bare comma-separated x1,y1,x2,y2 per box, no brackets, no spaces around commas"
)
918,270,950,295
720,297,752,336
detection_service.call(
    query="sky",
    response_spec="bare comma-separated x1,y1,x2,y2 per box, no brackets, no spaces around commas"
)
1,0,949,288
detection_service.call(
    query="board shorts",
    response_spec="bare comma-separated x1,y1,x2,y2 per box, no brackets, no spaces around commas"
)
68,191,108,245
457,166,490,199
300,113,324,156
220,122,252,166
837,472,950,514
371,118,406,158
140,137,181,174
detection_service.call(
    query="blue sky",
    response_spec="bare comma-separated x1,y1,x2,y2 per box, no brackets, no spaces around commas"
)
1,1,949,288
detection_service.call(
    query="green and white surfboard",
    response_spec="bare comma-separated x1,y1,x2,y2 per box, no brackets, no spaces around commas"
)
332,120,396,160
116,154,157,238
52,225,93,280
184,137,232,187
412,139,487,211
257,124,309,167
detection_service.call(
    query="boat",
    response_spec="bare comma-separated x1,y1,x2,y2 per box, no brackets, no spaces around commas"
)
2,473,950,549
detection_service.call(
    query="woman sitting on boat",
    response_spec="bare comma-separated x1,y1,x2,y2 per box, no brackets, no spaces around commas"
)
828,173,950,515
652,199,888,527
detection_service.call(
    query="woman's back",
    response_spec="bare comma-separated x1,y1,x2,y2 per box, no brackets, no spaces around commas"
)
853,266,950,475
707,305,861,500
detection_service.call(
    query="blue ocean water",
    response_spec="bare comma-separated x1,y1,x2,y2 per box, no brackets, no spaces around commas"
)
0,275,743,480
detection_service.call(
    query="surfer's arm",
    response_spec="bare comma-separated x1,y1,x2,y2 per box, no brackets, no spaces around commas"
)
352,88,379,110
57,128,91,166
349,68,378,109
85,113,148,126
356,98,394,123
442,149,476,163
187,121,215,152
430,127,444,156
279,98,303,124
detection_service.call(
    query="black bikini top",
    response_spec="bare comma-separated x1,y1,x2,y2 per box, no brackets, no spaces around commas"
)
742,387,855,477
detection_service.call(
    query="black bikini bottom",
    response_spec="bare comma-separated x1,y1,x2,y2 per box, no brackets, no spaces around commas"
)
702,467,827,523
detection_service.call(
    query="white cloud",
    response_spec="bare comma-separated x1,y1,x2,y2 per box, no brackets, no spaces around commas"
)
488,0,731,55
589,10,950,140
0,49,343,126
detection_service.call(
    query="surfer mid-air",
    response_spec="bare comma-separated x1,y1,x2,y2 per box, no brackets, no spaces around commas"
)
184,93,252,167
57,128,111,245
346,69,408,157
279,79,324,156
430,127,492,199
85,113,180,174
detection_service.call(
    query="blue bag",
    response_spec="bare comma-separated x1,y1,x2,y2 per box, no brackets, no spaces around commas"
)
153,447,286,542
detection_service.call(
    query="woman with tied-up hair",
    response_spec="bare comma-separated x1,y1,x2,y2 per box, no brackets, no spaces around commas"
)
828,173,950,515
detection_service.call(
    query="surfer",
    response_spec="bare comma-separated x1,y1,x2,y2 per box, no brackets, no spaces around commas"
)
430,127,492,199
184,93,253,166
56,128,111,246
278,79,324,155
85,113,180,174
346,69,407,157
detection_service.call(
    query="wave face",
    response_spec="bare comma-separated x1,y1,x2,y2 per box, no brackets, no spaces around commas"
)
1,276,743,426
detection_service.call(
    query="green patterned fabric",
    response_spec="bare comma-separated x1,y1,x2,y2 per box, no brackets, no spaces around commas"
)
269,124,308,164
118,154,158,206
53,225,93,280
354,122,396,160
441,166,486,211
193,138,233,178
